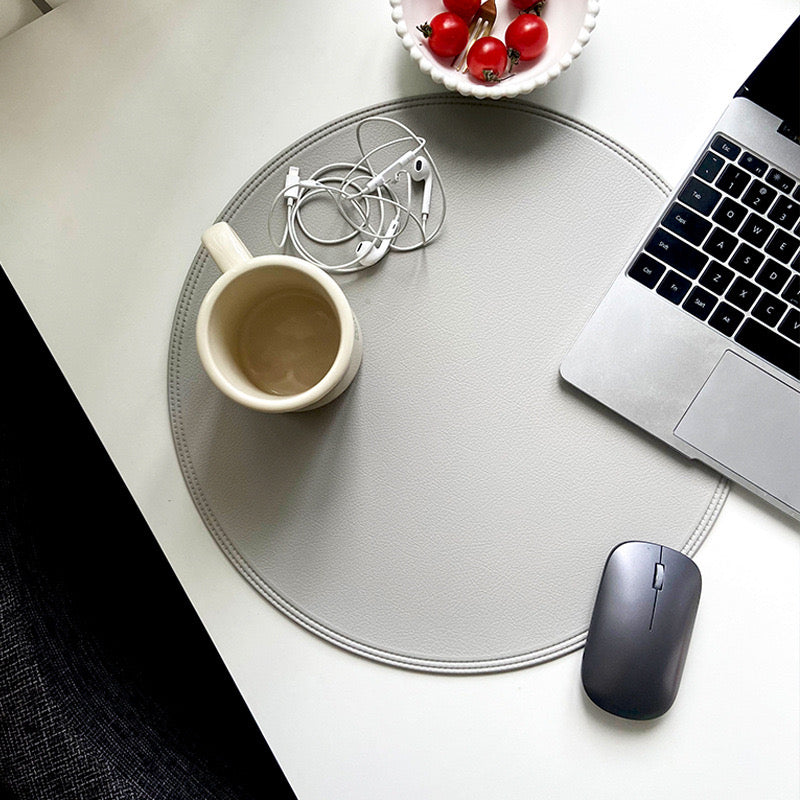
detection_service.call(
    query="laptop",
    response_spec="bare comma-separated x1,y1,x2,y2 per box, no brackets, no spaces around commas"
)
560,17,800,521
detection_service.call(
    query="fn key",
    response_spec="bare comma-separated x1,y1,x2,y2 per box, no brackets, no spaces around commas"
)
628,253,666,288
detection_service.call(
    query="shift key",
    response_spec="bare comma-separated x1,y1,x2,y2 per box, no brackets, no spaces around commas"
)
645,228,708,279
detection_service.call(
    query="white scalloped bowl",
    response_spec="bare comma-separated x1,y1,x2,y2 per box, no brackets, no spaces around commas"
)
390,0,599,99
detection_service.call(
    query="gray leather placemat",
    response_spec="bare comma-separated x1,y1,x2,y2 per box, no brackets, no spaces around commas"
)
168,96,728,674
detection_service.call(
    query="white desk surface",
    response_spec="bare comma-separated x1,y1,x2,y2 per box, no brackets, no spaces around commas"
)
1,1,798,797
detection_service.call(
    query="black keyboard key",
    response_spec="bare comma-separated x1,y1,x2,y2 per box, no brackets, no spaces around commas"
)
751,294,787,327
741,180,777,213
703,227,738,261
716,164,750,197
738,151,768,177
645,228,707,278
699,261,735,294
656,270,692,304
729,242,764,277
662,203,712,245
708,302,744,337
710,135,740,160
712,197,748,232
739,213,774,248
694,151,725,183
726,276,760,311
783,274,800,308
734,318,800,379
628,253,665,289
766,168,796,195
683,286,717,320
768,195,800,230
678,177,721,216
765,228,800,264
755,260,791,293
778,308,800,343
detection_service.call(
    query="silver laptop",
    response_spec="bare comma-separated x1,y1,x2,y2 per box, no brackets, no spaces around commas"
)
561,17,800,521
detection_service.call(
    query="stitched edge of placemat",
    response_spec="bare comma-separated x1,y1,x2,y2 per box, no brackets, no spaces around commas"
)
167,94,729,674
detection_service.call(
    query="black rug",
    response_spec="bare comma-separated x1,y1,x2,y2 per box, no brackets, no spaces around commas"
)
0,266,295,800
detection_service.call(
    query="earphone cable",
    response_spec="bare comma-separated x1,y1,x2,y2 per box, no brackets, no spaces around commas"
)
267,116,446,272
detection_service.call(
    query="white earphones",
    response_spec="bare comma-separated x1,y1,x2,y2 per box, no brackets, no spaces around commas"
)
267,116,447,273
353,154,432,265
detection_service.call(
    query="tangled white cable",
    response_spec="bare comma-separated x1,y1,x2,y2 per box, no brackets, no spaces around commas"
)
267,116,447,274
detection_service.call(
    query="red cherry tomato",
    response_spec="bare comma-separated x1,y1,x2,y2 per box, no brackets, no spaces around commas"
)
444,0,481,21
466,36,508,82
505,13,548,63
417,13,469,59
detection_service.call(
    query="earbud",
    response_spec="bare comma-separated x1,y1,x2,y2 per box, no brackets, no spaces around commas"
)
409,156,433,224
355,215,401,266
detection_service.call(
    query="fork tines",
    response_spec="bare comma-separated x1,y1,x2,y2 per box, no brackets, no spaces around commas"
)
452,0,498,72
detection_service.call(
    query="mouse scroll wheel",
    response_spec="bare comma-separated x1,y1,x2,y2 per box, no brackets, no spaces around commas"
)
653,563,665,591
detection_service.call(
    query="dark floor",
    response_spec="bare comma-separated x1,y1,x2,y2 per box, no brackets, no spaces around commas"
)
0,265,296,799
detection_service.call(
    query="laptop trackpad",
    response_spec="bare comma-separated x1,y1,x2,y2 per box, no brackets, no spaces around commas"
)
675,351,800,511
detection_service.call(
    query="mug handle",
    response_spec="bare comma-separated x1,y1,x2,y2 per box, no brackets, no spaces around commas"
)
201,222,253,273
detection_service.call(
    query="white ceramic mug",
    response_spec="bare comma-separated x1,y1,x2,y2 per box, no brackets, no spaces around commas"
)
196,222,362,413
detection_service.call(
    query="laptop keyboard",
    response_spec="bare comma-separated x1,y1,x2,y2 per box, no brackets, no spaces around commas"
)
627,134,800,380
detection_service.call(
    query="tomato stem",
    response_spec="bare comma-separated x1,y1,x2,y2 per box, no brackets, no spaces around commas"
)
416,21,433,38
521,0,546,15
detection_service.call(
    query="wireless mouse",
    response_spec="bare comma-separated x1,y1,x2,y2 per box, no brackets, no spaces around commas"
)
581,541,702,720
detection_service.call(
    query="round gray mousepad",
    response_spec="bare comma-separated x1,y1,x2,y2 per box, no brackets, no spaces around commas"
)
168,96,728,674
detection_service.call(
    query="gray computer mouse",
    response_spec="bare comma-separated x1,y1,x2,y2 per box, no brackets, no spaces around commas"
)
581,541,702,720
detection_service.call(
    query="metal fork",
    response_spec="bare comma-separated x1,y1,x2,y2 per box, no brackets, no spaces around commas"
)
452,0,497,72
